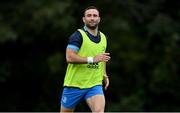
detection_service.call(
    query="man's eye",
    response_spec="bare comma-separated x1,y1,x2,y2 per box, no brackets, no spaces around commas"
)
87,14,91,17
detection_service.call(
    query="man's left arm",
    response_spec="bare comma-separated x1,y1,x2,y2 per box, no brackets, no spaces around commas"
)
103,63,109,90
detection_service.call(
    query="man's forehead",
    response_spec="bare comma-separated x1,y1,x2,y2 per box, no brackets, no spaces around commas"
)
85,9,99,15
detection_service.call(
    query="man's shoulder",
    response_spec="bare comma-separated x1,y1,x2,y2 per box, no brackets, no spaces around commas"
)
67,29,84,49
69,30,83,41
71,30,81,37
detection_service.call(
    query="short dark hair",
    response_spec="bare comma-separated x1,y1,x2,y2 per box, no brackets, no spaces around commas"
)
84,6,99,16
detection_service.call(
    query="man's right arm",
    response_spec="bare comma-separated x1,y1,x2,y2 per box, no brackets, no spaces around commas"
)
66,48,110,64
66,48,88,63
66,31,87,64
66,30,110,64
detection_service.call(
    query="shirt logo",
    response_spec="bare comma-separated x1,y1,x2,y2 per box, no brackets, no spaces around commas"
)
87,63,99,69
62,96,67,103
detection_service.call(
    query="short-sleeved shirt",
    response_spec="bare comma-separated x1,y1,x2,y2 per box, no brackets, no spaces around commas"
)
67,27,107,51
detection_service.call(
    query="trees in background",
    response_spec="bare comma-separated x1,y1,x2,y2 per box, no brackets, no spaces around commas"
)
0,0,180,111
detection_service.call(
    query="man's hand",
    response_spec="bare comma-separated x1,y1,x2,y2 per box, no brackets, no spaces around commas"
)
93,53,110,63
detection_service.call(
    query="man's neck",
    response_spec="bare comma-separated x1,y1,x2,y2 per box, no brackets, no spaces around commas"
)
87,28,98,36
84,26,98,36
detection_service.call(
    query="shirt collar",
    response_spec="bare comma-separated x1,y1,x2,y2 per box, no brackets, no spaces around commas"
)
83,25,99,37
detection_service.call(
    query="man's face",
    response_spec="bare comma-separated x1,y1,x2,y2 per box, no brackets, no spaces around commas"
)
83,9,100,30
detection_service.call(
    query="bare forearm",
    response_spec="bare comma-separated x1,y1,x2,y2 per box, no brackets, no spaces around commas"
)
66,52,88,64
104,63,108,78
66,48,111,64
103,63,109,90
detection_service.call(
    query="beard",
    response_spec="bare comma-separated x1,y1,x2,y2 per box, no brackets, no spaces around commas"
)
85,23,98,30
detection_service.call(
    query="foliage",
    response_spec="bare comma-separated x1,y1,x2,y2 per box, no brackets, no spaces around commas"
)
0,0,180,111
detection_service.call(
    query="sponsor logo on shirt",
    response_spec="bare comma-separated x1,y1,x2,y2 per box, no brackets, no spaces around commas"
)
87,63,99,69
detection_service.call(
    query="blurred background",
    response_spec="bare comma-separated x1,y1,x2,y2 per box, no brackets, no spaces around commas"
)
0,0,180,112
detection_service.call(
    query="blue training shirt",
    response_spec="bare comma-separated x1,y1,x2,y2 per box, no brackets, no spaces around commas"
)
67,27,107,52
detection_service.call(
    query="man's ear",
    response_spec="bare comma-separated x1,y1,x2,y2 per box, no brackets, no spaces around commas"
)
82,17,85,23
98,17,101,23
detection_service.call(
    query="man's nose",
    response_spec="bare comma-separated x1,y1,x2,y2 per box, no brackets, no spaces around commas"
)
90,16,95,20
